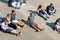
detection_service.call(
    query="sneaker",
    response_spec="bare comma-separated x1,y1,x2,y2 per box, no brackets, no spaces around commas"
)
35,30,39,32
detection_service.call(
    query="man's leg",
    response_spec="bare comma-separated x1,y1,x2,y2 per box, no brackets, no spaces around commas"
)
52,9,56,15
16,2,20,9
34,23,44,31
45,11,49,18
31,23,43,31
40,13,47,20
11,1,16,8
11,29,21,36
31,23,39,32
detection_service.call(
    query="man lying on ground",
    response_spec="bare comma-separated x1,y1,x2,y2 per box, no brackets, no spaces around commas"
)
28,13,44,32
1,19,21,36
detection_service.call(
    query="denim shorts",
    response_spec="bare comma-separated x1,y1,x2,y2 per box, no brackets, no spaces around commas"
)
5,28,12,33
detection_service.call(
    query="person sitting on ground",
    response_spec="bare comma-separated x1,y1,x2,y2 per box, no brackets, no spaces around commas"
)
11,19,25,28
6,13,17,29
8,0,12,7
28,13,44,32
37,5,49,20
11,10,25,28
1,19,21,36
55,18,60,33
11,0,20,9
6,10,16,23
6,10,25,29
11,10,16,21
46,3,56,15
6,13,11,23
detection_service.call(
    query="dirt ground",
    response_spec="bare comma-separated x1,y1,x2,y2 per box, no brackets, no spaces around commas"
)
0,0,60,40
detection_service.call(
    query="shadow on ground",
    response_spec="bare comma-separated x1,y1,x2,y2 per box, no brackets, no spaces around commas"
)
0,0,8,3
28,10,47,20
46,22,56,30
21,19,37,31
0,17,6,23
28,10,38,16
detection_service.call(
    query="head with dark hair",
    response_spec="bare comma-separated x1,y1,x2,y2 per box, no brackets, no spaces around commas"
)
50,3,53,6
30,13,34,16
12,10,15,13
38,5,42,9
7,13,10,17
11,10,16,15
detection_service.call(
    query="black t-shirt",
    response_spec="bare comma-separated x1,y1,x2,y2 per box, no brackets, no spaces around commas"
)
49,6,54,11
46,5,55,12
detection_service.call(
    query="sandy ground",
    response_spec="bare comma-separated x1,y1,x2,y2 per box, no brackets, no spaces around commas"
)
0,0,60,40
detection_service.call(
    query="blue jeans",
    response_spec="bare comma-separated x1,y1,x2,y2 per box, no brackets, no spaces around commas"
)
40,11,49,19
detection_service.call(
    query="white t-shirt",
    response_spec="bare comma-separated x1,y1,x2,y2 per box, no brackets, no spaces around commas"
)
56,25,60,29
12,20,18,24
1,22,8,30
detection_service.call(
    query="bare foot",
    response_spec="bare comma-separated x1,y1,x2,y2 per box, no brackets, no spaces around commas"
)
40,29,44,31
16,32,21,36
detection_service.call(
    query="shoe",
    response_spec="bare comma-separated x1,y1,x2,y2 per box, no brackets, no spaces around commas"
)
44,18,47,20
35,30,39,32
